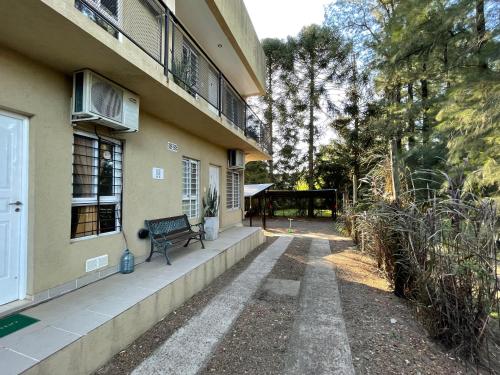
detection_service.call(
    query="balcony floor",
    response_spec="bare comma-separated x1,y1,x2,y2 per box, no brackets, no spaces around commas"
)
0,226,264,375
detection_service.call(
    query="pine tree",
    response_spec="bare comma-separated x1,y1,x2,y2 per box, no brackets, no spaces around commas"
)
260,38,294,181
285,25,349,215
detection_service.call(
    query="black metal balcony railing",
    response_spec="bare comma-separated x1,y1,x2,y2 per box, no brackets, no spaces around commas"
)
76,0,272,155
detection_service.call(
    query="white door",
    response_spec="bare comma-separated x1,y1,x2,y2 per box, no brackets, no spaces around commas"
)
208,165,220,213
0,111,27,305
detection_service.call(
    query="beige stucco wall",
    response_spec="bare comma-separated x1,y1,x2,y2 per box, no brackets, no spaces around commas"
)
0,47,244,295
206,0,266,95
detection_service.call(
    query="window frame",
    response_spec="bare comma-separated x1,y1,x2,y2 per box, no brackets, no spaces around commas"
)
89,0,122,24
182,157,200,219
182,39,200,91
226,170,241,210
71,131,123,239
75,0,122,39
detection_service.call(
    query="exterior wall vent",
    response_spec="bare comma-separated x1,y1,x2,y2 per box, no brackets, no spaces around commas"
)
97,255,109,268
85,255,109,273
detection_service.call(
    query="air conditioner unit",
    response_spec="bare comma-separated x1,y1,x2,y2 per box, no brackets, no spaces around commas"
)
228,149,245,169
71,69,139,132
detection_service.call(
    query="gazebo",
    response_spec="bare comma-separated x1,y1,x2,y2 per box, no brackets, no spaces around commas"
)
244,183,274,227
244,184,338,228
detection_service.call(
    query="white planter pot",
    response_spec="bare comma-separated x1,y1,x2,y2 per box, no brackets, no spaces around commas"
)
204,217,219,241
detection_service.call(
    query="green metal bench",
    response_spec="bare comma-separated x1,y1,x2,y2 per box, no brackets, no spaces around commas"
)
144,214,205,265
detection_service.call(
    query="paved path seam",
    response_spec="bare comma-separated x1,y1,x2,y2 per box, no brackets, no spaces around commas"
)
132,235,293,375
284,238,355,375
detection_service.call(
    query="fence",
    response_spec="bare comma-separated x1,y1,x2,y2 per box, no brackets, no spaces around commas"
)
245,189,338,224
75,0,271,155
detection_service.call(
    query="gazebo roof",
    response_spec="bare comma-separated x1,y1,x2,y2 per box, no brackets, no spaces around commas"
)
244,183,274,197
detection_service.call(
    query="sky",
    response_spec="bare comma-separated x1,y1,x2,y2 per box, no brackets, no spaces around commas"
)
243,0,331,40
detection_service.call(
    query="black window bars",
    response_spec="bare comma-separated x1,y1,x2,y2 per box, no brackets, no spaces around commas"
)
76,0,272,155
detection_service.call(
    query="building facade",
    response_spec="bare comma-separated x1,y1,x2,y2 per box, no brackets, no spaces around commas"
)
0,0,269,308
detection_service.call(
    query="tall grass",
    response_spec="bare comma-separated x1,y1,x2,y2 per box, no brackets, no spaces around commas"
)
348,163,499,371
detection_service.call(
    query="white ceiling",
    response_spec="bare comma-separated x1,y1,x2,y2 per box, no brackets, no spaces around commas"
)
174,0,259,97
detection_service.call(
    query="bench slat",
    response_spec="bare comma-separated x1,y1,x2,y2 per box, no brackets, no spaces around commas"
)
144,214,205,265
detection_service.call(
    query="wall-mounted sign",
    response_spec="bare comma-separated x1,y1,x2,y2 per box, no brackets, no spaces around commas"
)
152,167,164,180
168,142,178,152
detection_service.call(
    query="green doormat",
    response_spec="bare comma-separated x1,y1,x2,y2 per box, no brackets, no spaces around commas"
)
0,314,39,338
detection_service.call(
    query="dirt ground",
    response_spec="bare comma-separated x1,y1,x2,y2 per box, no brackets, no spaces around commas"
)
264,218,470,374
329,235,470,374
201,237,310,374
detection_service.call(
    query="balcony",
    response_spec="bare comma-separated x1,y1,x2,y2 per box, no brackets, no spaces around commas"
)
73,0,271,155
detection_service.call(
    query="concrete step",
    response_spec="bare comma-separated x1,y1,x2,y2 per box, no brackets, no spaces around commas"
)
0,227,264,375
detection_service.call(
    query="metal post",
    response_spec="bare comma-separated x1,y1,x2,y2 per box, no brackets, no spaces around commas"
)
164,9,169,78
333,189,338,220
262,192,267,230
249,196,253,227
171,18,175,74
244,104,248,136
218,72,222,117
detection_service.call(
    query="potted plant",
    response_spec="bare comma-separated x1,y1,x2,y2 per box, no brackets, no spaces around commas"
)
203,187,220,240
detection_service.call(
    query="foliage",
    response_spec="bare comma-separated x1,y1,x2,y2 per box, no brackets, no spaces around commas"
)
244,161,270,184
202,187,219,217
171,58,196,96
314,144,351,190
259,38,295,180
325,0,499,199
291,24,350,189
354,168,499,363
437,71,500,200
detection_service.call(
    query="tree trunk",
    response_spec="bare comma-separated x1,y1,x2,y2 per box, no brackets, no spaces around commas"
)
390,139,400,202
420,61,429,145
265,67,275,182
476,0,487,69
307,61,315,217
352,174,358,206
443,43,450,89
353,116,360,207
407,82,416,148
395,83,402,150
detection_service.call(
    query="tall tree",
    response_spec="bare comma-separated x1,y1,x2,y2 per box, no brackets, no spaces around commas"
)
332,54,365,204
290,24,349,214
260,38,294,181
325,0,499,200
274,80,304,189
244,161,269,184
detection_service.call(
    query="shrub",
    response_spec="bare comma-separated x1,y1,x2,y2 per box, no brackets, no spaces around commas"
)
355,167,499,366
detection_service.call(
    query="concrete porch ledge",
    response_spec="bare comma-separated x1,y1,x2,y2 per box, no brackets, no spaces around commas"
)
0,226,264,375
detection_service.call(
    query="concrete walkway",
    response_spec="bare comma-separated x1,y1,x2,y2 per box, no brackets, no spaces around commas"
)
132,236,293,375
284,238,355,375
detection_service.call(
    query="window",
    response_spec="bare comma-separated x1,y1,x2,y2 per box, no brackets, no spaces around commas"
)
224,87,243,128
226,171,241,209
71,133,123,239
182,158,199,218
75,0,120,38
99,0,119,20
182,40,199,91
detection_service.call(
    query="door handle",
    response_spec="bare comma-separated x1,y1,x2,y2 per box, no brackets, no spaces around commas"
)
8,201,23,206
